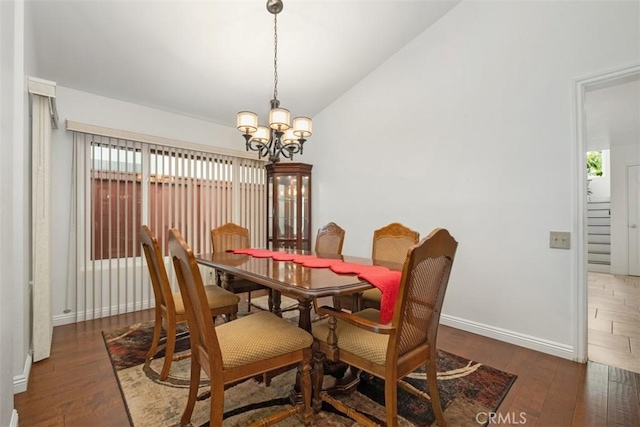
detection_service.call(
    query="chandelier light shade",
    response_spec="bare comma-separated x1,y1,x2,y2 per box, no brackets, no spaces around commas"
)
253,126,270,144
236,111,258,134
269,108,291,131
293,116,312,138
237,0,312,164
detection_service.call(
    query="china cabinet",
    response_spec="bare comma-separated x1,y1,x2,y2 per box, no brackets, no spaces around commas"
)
266,163,312,250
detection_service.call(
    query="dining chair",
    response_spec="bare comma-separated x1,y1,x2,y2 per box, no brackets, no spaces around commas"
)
360,222,420,311
312,222,346,319
312,228,458,427
140,225,240,381
168,228,314,426
314,222,346,255
211,222,268,312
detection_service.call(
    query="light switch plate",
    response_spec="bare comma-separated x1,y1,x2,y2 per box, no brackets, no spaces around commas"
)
550,231,571,249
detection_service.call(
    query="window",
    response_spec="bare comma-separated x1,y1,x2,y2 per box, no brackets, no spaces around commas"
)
587,150,604,178
90,143,142,260
72,129,266,319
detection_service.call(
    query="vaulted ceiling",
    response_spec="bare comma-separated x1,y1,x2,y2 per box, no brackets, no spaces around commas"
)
26,0,638,147
26,0,462,127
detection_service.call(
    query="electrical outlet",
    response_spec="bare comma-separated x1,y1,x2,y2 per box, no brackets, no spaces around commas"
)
550,231,570,249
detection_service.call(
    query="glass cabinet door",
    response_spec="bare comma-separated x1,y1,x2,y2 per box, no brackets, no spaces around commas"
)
266,163,312,251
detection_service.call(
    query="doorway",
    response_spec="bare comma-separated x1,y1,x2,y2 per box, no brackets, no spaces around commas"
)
576,64,640,368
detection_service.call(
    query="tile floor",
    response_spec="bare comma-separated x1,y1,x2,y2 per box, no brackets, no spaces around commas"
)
588,272,640,373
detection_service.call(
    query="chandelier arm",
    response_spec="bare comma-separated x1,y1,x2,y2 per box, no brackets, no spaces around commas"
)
297,138,306,155
261,141,273,158
245,135,273,159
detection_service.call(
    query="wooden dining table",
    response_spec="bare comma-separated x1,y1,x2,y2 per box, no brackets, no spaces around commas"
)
196,250,404,400
195,250,396,332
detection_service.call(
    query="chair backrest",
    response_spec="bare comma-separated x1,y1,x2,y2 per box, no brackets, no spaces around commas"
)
211,222,250,253
140,225,175,313
372,222,419,264
169,228,224,372
391,228,458,359
314,222,345,255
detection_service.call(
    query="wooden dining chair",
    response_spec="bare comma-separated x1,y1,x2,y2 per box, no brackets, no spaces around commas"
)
312,222,346,319
140,225,240,381
168,228,314,427
360,222,420,311
211,222,268,311
314,222,346,255
312,228,458,427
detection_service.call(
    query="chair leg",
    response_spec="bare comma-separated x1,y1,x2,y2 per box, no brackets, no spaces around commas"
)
312,343,325,412
209,383,225,427
146,310,162,361
263,373,271,387
298,349,313,426
160,319,176,381
247,291,252,312
427,359,447,427
384,373,399,427
180,352,201,426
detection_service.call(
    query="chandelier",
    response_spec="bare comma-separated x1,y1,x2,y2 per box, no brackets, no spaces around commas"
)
236,0,312,164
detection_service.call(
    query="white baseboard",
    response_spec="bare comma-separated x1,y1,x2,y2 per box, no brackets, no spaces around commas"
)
10,410,18,427
440,314,574,360
53,300,155,326
53,310,77,326
13,352,32,394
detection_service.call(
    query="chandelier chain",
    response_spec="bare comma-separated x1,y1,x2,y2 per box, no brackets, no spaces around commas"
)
273,14,278,101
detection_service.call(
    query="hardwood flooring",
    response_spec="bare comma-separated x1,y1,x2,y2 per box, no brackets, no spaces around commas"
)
14,307,640,426
588,272,640,373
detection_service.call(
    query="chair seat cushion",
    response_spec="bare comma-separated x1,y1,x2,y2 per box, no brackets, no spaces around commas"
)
173,285,240,315
312,308,389,366
217,311,313,369
361,288,382,303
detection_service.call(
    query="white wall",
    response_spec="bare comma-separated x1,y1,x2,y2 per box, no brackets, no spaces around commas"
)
0,0,26,422
610,143,640,274
50,86,240,324
305,1,639,358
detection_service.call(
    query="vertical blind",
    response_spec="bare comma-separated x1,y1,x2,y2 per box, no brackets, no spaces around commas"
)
72,131,266,321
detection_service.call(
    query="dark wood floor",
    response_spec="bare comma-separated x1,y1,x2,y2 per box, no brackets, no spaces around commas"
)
14,308,640,427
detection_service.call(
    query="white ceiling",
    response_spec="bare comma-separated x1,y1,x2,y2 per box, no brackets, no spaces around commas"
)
585,76,640,151
26,0,462,128
26,0,638,145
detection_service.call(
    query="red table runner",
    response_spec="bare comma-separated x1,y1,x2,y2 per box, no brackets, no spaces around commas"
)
301,258,343,268
356,269,402,323
270,252,296,261
230,248,401,322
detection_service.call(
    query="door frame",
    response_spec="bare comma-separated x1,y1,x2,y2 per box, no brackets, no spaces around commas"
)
627,164,640,275
572,63,640,363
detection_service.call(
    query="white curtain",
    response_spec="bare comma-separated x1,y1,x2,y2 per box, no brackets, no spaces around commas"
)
29,77,57,362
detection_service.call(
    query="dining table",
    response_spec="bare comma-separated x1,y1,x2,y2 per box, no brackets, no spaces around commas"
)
195,250,402,332
195,249,403,399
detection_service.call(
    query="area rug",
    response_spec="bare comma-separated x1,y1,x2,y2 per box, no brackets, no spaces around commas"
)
104,319,516,426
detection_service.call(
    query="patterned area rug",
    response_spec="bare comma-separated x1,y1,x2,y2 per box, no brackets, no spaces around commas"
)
104,317,516,426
